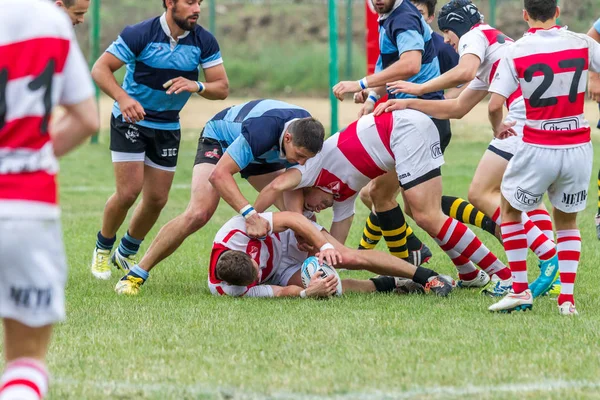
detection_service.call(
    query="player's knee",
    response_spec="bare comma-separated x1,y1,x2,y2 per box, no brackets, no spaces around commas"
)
144,192,169,211
184,207,212,233
467,185,483,209
358,186,372,208
410,209,439,236
116,189,141,208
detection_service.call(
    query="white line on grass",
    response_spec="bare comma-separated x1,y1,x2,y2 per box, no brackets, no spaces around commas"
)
54,378,600,399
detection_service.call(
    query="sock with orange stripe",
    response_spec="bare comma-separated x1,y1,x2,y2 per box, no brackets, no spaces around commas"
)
376,206,409,259
501,222,529,294
557,229,581,305
358,212,382,250
441,196,497,236
527,209,554,243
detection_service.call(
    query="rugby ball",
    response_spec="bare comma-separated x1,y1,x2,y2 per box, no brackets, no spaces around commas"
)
300,256,343,296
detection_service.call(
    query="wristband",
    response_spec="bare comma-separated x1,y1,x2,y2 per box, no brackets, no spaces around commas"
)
358,77,369,90
319,243,335,252
240,205,257,219
300,290,307,298
366,90,380,104
196,81,205,93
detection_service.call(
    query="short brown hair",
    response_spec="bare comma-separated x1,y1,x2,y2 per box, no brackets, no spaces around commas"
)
288,117,325,155
215,251,257,286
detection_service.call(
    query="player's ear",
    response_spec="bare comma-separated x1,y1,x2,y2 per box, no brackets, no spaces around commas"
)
522,9,529,23
555,6,560,20
55,0,65,9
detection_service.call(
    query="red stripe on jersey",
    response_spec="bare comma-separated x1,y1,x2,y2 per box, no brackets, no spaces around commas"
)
374,112,394,158
0,171,56,204
479,27,513,46
523,125,590,146
0,116,51,149
222,229,248,244
524,92,585,121
506,88,522,109
314,168,356,201
514,48,589,78
337,121,386,179
261,236,275,280
208,243,229,284
0,37,70,81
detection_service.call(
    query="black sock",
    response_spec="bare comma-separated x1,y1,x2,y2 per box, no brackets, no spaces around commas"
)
441,195,497,236
370,276,397,292
358,212,382,250
377,206,408,259
412,266,438,286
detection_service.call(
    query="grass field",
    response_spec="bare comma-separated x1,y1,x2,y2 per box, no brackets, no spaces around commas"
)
17,119,600,399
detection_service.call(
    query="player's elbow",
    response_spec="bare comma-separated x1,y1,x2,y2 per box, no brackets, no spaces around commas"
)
458,68,477,84
90,60,108,85
217,80,230,100
404,61,421,78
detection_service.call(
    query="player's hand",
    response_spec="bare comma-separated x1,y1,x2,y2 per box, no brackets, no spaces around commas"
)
358,101,375,118
387,80,423,96
295,233,316,254
332,80,362,101
317,247,342,267
306,271,339,297
493,120,518,140
164,77,200,95
353,90,368,104
117,95,145,123
245,214,270,239
588,74,600,102
373,99,407,116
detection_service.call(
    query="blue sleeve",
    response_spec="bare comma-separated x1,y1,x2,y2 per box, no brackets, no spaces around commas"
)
225,135,254,170
199,30,223,68
375,55,383,73
106,25,146,63
396,30,425,55
595,18,600,34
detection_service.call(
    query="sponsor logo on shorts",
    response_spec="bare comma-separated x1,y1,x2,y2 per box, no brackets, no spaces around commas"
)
10,286,53,309
562,190,587,207
125,125,139,143
515,187,543,206
161,148,178,157
430,142,442,159
398,172,411,180
541,118,579,131
204,149,221,160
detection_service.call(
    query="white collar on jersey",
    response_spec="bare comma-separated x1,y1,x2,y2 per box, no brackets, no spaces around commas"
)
378,0,404,22
160,13,190,50
279,118,300,160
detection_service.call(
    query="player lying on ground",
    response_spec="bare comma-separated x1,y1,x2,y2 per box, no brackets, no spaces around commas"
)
0,1,100,398
253,110,513,296
115,99,325,295
487,0,600,315
209,212,453,298
376,0,559,298
90,0,229,280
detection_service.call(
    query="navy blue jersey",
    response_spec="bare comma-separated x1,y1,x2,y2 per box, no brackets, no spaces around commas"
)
203,99,311,170
107,14,222,130
376,0,442,100
432,31,459,75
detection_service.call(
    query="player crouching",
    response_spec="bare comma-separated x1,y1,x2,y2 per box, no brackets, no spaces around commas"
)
208,212,454,298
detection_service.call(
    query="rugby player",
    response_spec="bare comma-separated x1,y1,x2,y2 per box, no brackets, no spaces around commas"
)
55,0,90,26
115,99,325,295
487,0,600,314
90,0,229,280
0,1,99,397
252,110,513,295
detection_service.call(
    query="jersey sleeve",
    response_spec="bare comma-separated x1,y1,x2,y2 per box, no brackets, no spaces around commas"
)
59,27,94,105
106,25,145,63
458,30,487,61
594,18,600,35
332,194,357,222
224,135,254,170
396,29,425,55
292,151,324,189
198,30,223,69
488,53,518,99
467,77,488,91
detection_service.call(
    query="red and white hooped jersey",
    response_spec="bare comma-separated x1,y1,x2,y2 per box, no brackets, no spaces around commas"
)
292,112,404,222
459,24,525,115
0,0,94,219
208,213,283,297
489,26,600,148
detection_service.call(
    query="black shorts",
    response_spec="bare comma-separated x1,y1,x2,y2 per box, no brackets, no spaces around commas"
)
430,117,452,154
194,132,286,179
110,115,181,170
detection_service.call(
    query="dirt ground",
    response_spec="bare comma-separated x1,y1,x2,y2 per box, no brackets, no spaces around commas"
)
97,95,600,140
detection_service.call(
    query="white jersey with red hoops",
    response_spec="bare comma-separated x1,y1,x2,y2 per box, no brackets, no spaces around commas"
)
489,26,600,148
0,0,94,219
460,23,525,119
292,110,443,222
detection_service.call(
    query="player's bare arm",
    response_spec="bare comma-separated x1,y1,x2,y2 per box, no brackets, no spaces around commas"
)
387,54,481,96
374,87,487,119
587,26,600,102
272,212,342,266
51,97,100,157
332,50,421,101
91,52,145,123
165,64,229,99
271,272,338,298
254,169,303,213
488,93,516,139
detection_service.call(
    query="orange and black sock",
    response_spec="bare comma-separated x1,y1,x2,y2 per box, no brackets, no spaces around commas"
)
441,196,496,236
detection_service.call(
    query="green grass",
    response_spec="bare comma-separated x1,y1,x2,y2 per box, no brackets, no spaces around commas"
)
10,127,600,399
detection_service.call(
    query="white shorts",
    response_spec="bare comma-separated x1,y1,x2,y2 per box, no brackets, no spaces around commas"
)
501,142,593,213
488,135,521,161
0,219,67,327
390,110,445,190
